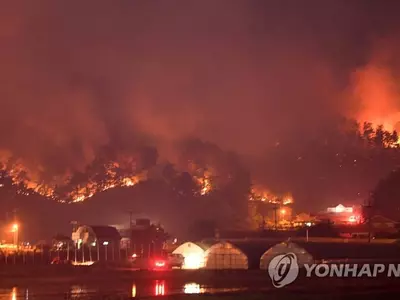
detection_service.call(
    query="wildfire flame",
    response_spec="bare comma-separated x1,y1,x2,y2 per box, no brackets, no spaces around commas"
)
68,172,145,203
188,164,213,196
1,159,286,205
249,187,293,205
0,160,146,203
196,176,212,195
351,60,400,145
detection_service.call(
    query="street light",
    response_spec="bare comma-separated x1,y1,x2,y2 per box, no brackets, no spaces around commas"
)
10,224,19,247
11,224,18,232
103,241,109,261
306,222,311,242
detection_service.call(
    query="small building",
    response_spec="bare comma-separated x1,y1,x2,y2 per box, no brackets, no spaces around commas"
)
316,204,362,225
118,228,132,250
293,213,316,227
71,225,122,261
130,219,167,258
72,225,121,248
335,215,398,238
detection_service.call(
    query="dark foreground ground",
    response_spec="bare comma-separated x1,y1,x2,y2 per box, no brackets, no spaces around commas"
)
1,265,400,299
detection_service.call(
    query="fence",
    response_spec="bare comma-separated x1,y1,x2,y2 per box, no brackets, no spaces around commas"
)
0,242,165,265
0,247,132,265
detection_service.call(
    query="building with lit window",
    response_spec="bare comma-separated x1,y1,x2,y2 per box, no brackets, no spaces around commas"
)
316,204,362,225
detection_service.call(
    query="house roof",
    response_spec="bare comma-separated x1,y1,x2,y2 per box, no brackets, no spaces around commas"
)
89,226,121,240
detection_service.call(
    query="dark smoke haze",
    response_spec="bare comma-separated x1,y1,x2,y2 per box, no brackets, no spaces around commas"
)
2,1,400,238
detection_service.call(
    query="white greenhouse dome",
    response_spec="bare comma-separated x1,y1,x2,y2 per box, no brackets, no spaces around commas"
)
204,242,248,269
172,242,209,269
259,242,313,269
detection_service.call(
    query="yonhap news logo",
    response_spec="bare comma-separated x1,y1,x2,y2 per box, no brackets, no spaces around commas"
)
268,253,299,288
268,252,400,288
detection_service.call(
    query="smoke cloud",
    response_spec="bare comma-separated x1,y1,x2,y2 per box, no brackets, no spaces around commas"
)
1,0,400,215
349,38,400,132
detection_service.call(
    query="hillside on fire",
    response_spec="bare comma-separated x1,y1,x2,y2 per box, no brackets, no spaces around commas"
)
1,123,400,240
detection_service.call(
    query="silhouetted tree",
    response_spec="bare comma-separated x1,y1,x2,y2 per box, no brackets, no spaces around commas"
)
161,163,178,184
391,130,399,147
174,172,198,197
340,118,362,145
374,125,384,147
139,146,158,170
383,130,393,147
362,122,375,143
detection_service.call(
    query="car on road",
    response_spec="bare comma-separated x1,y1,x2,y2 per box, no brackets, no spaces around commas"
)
167,253,184,268
130,253,183,270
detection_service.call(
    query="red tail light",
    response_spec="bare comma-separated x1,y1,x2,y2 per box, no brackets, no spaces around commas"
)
154,260,166,267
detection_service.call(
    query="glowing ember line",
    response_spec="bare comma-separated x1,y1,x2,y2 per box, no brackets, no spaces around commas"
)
0,161,148,203
249,188,293,205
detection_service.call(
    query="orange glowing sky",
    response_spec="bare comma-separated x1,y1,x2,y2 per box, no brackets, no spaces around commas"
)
351,55,400,133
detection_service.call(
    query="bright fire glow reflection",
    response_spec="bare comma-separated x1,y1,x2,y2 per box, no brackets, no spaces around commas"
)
71,261,95,266
183,254,203,269
69,285,97,297
132,284,136,298
11,287,16,300
154,281,165,296
184,283,205,294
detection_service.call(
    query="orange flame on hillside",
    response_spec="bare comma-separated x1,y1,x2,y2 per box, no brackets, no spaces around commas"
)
68,172,144,203
195,176,212,195
1,158,285,205
351,59,400,144
249,187,293,205
0,160,146,203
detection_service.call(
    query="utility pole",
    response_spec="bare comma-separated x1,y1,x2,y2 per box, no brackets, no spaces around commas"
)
71,221,78,262
273,203,278,231
67,242,70,261
363,196,373,243
129,211,133,255
13,208,17,223
12,209,18,247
